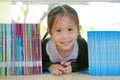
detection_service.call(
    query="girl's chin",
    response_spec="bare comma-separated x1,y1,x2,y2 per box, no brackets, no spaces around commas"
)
60,46,72,51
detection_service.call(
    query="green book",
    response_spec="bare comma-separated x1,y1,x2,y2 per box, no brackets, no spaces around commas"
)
0,25,3,75
6,24,12,75
27,24,31,74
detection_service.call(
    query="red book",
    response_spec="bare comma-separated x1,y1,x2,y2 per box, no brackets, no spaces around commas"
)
37,24,42,74
22,24,28,75
32,24,37,74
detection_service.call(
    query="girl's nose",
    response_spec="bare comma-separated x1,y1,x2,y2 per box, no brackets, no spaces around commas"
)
61,32,69,39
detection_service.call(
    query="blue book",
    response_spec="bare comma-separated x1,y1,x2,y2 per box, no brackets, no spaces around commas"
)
16,24,23,75
18,24,23,75
87,31,120,76
11,24,16,75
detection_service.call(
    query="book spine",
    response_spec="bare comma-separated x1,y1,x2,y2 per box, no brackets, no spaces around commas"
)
18,24,23,75
12,24,16,75
21,24,24,75
37,24,42,74
23,24,28,75
5,24,12,75
2,24,6,76
32,24,36,74
0,25,3,75
27,24,31,75
30,24,32,75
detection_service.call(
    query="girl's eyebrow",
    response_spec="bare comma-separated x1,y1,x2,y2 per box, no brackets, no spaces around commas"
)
53,27,61,30
54,26,61,28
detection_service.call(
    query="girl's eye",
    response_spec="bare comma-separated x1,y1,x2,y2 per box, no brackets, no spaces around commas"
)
68,28,73,31
56,29,61,32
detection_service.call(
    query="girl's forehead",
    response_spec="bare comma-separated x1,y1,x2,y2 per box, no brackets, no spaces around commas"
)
53,13,76,26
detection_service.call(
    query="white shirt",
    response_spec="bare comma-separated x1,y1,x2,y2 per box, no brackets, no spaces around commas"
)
46,39,79,63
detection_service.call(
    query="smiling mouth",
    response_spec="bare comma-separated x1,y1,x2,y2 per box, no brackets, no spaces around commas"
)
61,41,71,46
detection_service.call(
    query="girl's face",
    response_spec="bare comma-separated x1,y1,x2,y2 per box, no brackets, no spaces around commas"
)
48,15,79,52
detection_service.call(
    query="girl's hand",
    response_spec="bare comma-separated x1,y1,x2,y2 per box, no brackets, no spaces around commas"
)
60,62,72,74
48,64,65,75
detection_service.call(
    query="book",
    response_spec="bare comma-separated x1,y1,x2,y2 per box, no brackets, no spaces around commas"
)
87,31,120,76
0,24,3,75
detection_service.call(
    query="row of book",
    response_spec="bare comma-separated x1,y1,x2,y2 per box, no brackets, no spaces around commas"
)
87,31,120,76
0,24,42,75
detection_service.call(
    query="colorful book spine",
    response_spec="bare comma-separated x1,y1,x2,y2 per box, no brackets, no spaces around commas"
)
6,24,12,75
3,25,7,75
35,24,39,74
30,24,33,74
32,24,36,74
15,24,19,75
27,24,31,75
11,24,16,75
2,24,6,76
37,24,42,74
23,24,28,75
20,24,24,75
36,24,42,74
0,25,3,75
18,24,23,75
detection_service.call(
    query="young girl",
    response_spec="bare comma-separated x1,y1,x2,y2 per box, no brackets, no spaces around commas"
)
42,5,88,75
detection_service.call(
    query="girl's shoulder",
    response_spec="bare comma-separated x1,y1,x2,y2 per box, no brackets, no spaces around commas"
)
77,37,87,47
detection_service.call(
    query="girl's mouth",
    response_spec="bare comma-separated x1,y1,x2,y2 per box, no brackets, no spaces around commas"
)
61,41,71,46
